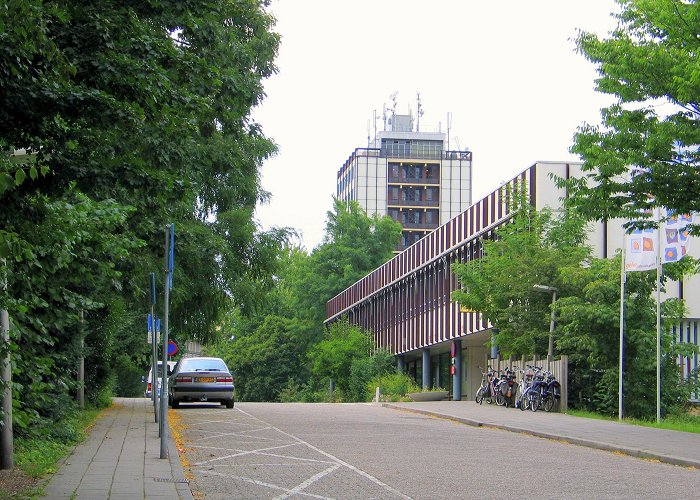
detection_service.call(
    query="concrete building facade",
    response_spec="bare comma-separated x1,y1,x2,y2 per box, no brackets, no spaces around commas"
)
336,113,472,252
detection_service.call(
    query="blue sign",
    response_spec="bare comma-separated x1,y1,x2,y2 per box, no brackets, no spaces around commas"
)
147,314,153,333
167,340,178,356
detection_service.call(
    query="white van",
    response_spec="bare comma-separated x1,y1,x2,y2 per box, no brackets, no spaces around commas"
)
144,360,177,398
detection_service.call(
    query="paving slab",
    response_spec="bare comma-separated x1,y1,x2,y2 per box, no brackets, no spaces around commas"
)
42,397,193,499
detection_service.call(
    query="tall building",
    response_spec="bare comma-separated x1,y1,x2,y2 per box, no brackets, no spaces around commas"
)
336,111,472,252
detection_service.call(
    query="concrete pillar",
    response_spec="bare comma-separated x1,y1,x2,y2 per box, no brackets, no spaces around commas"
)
422,348,431,389
490,328,499,359
397,355,405,372
452,339,462,401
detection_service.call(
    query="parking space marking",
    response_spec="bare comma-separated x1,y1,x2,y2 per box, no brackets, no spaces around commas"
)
273,464,341,500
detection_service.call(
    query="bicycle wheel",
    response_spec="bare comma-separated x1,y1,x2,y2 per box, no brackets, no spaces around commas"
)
519,390,529,411
496,390,506,406
475,386,485,405
542,393,555,412
529,391,541,412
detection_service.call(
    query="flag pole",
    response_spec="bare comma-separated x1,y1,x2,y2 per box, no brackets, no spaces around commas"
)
656,208,662,422
619,234,626,420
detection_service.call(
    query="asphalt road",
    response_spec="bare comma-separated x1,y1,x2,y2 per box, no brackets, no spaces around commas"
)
173,402,699,499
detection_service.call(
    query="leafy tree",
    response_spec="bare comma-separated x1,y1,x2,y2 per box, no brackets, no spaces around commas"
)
348,349,396,402
0,0,286,431
564,0,700,230
294,199,402,326
307,319,372,398
212,315,307,402
451,203,590,356
452,202,698,417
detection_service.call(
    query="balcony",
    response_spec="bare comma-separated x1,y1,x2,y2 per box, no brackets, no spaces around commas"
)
387,198,439,208
387,175,440,185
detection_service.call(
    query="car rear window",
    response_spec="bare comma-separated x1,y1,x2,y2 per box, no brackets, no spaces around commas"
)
180,358,228,372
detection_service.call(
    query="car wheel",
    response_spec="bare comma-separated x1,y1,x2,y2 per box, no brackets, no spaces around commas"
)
225,399,234,409
171,399,180,409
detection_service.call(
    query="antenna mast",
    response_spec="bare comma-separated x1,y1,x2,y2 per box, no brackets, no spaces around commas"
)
416,92,424,132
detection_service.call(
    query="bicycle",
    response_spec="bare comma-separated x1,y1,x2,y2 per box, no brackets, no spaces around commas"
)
475,366,497,404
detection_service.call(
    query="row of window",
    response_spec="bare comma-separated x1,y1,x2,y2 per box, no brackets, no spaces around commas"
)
389,208,439,225
381,139,443,159
388,186,439,203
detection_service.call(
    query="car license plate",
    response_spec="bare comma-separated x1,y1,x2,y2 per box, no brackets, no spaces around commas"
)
197,377,215,383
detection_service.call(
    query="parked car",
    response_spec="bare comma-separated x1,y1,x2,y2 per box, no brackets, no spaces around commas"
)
144,361,177,399
168,356,235,408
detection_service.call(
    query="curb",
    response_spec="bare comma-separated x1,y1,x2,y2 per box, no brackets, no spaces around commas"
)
382,403,700,470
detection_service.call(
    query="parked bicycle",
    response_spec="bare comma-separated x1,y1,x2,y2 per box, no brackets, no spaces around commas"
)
475,366,498,405
515,365,535,410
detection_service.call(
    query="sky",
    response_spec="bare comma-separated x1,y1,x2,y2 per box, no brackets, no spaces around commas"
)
253,0,621,251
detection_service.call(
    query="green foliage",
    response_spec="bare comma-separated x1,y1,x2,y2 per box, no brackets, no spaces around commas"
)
452,201,698,418
452,201,590,357
15,406,101,478
295,199,402,325
369,372,421,402
209,199,401,402
1,0,287,435
308,319,372,395
210,315,307,402
348,349,396,402
564,0,700,231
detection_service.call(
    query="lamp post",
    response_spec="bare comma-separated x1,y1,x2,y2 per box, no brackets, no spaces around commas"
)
533,284,557,358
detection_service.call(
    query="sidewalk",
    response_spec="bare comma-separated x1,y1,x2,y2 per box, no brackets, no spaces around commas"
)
42,397,193,499
384,401,700,469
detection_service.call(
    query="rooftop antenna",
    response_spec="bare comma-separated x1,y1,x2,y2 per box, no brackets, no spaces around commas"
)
382,103,388,131
447,112,452,150
416,92,424,132
390,91,398,126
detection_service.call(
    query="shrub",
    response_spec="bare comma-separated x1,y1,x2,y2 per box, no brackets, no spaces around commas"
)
368,372,420,402
348,349,396,402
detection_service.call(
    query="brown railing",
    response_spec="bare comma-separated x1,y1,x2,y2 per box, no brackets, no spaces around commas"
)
387,176,440,185
387,199,439,208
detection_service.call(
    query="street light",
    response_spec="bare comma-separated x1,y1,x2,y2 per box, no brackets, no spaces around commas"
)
533,284,557,358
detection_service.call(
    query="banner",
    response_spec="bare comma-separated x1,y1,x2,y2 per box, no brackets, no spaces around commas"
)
624,210,694,272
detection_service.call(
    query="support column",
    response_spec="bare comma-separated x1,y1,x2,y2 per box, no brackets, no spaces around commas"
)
490,328,499,359
452,340,462,401
397,355,405,372
422,348,431,390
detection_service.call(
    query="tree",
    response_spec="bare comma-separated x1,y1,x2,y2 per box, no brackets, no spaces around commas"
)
213,315,308,402
564,0,700,230
295,199,402,326
0,0,286,430
451,203,590,356
452,202,698,417
307,319,372,398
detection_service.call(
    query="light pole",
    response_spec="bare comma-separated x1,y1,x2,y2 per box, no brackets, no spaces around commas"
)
533,284,557,358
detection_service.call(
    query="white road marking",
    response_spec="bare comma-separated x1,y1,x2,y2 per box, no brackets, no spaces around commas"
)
236,407,412,500
194,442,301,466
199,470,335,500
272,464,341,500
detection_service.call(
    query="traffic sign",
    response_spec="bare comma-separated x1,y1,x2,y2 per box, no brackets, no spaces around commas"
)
167,340,178,356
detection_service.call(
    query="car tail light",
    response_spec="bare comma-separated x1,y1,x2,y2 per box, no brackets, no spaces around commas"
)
147,383,152,392
216,376,233,383
176,376,193,383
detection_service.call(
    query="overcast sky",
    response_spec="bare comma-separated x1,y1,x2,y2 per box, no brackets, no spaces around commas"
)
253,0,621,251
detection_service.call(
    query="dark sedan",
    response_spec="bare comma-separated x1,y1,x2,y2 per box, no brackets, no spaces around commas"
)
168,356,235,408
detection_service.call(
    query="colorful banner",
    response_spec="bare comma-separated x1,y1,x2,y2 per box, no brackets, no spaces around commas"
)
624,210,694,272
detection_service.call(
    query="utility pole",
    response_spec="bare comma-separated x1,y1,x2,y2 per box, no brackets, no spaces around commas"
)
1,258,13,469
78,310,84,409
160,224,174,459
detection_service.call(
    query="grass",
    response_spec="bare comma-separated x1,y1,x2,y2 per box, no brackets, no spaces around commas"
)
568,408,700,434
15,407,102,478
